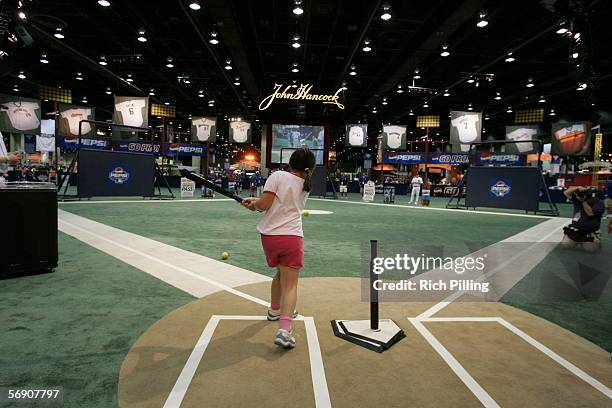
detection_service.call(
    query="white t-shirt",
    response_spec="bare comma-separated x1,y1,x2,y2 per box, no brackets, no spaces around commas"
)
230,121,251,143
192,117,216,141
411,176,423,187
451,114,480,151
1,101,40,131
348,126,365,146
0,135,8,172
61,108,92,135
257,171,309,237
383,125,405,149
115,99,146,127
36,135,56,152
506,127,537,153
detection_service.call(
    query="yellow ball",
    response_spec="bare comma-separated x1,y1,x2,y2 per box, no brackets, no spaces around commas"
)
303,210,310,216
221,251,230,260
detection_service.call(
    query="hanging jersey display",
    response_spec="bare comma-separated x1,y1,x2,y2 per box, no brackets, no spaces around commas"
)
230,120,252,143
0,95,41,133
191,117,217,142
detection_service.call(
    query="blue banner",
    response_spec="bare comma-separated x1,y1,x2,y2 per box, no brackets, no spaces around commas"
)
58,136,110,150
476,153,525,166
384,152,424,164
113,141,161,155
428,153,469,165
163,143,207,157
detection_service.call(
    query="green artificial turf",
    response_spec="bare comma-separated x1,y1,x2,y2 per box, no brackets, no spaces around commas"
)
0,233,194,408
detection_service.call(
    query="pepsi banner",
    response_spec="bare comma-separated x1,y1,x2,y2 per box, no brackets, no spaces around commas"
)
113,141,161,155
163,143,207,157
466,166,540,211
78,149,155,197
58,136,110,150
476,153,525,166
428,153,469,165
385,152,424,164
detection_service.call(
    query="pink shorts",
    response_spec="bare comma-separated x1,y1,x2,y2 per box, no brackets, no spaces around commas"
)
260,235,304,270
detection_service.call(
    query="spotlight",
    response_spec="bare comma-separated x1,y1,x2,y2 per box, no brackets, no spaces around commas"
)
164,102,170,106
526,77,534,88
166,57,174,68
382,97,388,105
209,31,219,44
225,59,232,70
189,1,201,10
98,55,108,66
17,71,26,79
126,74,133,82
54,28,65,39
413,68,421,79
467,103,473,111
571,52,579,59
149,88,155,96
137,28,147,42
40,53,49,64
409,110,414,116
506,106,513,113
467,77,475,84
476,11,488,27
443,89,450,96
292,0,304,15
380,2,391,20
17,9,27,20
349,64,357,76
362,38,372,52
106,87,112,95
556,21,568,35
82,97,88,103
76,72,84,81
576,82,587,91
98,0,111,6
291,33,301,48
396,84,403,93
234,77,241,85
485,115,490,121
423,102,429,108
505,52,515,62
291,62,299,73
538,96,546,103
549,108,556,116
440,44,450,57
12,84,19,92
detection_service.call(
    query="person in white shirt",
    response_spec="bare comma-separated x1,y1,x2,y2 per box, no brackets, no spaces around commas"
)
408,174,423,204
1,100,40,131
0,135,21,174
242,148,316,349
115,98,147,127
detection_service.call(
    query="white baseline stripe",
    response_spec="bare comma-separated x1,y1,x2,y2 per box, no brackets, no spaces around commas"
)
58,218,269,307
163,315,221,408
309,198,556,219
409,318,500,408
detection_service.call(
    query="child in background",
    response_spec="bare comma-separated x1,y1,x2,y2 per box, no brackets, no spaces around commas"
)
242,148,316,349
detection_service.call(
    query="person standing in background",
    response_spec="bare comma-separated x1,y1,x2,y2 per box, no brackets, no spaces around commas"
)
408,173,423,204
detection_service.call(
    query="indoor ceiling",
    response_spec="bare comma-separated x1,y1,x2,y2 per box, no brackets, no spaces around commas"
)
0,0,610,157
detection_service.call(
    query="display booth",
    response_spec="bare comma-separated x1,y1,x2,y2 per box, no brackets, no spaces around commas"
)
447,140,558,215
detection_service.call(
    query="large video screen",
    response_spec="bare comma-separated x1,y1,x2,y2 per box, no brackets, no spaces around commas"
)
271,124,325,164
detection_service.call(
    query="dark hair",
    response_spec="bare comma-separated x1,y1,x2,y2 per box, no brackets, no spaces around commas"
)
289,148,316,192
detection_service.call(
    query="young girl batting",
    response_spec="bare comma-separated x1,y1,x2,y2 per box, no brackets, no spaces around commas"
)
242,148,316,349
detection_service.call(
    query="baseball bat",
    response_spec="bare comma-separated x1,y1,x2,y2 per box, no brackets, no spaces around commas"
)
180,170,243,203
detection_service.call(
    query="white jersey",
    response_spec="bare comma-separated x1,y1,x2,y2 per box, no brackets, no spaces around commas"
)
115,99,146,127
451,114,480,151
554,124,585,140
1,101,40,131
0,135,8,171
36,135,56,152
348,126,365,146
61,108,92,135
192,117,216,141
506,127,537,153
411,176,423,187
383,125,405,149
257,171,308,237
230,121,251,143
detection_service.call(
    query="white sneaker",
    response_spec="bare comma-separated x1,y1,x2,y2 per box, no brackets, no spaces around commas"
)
274,329,296,348
267,309,298,321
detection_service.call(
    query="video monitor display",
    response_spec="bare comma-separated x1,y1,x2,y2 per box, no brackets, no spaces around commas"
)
271,124,325,164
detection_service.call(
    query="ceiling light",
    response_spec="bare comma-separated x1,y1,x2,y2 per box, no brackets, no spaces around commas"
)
54,28,65,39
341,80,347,90
396,83,403,93
126,74,133,82
12,84,19,92
76,72,83,80
423,102,429,108
538,96,546,103
467,76,475,84
576,82,587,91
571,52,579,59
17,71,26,79
291,33,301,48
380,2,391,20
476,11,488,27
189,1,201,10
209,31,219,44
98,55,108,66
505,52,515,62
17,10,27,20
549,108,556,116
467,103,473,111
443,89,450,96
413,68,421,79
506,106,513,113
293,0,304,15
234,76,241,85
382,97,388,105
164,102,170,106
485,115,490,121
40,53,49,64
225,59,232,70
409,110,414,116
362,38,372,52
149,88,155,96
526,77,534,88
349,64,357,76
556,21,568,35
166,57,174,68
98,0,111,6
106,87,112,95
82,97,88,103
137,28,147,42
291,61,299,73
494,91,501,100
440,44,450,57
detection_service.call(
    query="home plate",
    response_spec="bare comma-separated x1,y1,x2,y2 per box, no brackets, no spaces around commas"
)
304,210,334,215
